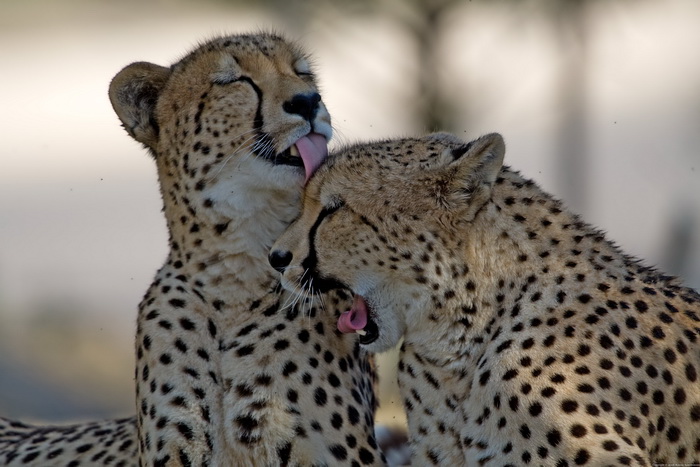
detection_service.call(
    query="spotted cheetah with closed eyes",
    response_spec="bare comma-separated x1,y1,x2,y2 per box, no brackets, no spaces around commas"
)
270,132,700,466
0,32,385,466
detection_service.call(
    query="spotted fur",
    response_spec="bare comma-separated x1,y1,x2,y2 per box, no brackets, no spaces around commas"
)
272,132,700,466
1,32,384,467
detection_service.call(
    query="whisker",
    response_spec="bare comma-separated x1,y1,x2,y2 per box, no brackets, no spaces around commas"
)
235,136,275,171
282,281,304,312
305,277,314,317
279,286,298,312
316,286,327,314
305,277,315,329
206,131,259,181
288,270,310,312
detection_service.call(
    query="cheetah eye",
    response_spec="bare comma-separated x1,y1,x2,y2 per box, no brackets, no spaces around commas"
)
322,197,345,213
212,55,241,85
211,70,241,85
293,59,313,77
461,186,475,197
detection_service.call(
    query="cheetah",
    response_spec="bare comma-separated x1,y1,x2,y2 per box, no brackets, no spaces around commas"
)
0,417,137,466
1,32,384,466
269,132,700,466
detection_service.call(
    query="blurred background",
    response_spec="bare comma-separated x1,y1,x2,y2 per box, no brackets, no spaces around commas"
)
1,0,698,430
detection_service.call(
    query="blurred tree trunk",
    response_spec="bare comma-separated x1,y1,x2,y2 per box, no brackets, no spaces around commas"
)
662,208,696,280
552,0,590,215
408,0,461,132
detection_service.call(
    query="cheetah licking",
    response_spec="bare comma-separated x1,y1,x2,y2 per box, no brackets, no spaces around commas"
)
1,32,383,467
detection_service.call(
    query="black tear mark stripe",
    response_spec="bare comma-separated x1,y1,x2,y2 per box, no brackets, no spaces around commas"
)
233,76,301,167
301,204,346,292
214,75,271,159
236,77,264,132
301,204,342,270
234,76,269,157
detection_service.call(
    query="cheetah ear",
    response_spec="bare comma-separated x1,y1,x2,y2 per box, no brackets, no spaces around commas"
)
109,62,170,151
446,133,505,220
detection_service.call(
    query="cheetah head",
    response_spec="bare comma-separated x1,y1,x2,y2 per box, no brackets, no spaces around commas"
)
108,33,331,224
270,133,505,352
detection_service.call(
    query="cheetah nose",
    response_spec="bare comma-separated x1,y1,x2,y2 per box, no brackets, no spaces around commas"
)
268,250,293,273
283,93,321,122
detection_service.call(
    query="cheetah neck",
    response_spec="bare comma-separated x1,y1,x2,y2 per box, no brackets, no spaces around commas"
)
402,168,632,369
159,163,302,308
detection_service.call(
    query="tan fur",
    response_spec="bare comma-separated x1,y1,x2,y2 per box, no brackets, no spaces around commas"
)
1,33,385,467
273,132,700,466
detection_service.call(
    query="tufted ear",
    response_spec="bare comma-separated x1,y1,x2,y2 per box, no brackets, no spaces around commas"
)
444,133,505,221
108,61,170,151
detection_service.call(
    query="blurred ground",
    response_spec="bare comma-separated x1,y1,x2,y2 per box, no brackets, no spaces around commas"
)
0,0,698,429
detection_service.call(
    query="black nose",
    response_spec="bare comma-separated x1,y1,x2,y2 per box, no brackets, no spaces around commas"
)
269,250,293,273
283,93,321,122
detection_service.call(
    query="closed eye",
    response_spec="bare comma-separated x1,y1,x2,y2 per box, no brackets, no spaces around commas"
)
212,71,241,85
319,204,341,219
322,197,345,215
293,58,314,77
212,55,241,85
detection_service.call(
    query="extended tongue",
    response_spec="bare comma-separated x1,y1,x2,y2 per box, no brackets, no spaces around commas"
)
337,295,369,334
294,133,328,182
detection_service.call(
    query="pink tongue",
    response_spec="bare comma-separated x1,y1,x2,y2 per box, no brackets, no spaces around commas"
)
294,133,328,182
337,295,369,333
